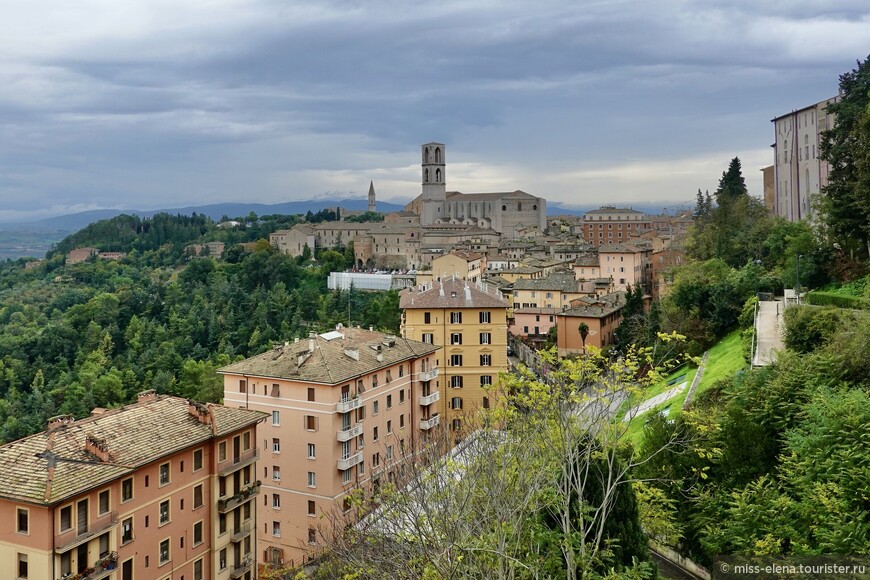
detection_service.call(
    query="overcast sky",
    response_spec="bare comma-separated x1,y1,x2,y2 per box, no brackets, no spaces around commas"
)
1,0,868,221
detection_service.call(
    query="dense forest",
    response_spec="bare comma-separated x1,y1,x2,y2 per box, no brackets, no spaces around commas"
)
0,213,398,443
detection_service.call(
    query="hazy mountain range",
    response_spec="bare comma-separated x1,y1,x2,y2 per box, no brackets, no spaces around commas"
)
0,199,689,259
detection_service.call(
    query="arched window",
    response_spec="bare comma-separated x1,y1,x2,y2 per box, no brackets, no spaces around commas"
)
532,204,537,210
435,147,441,163
517,203,522,211
424,147,430,162
435,168,441,182
424,169,430,183
502,205,507,211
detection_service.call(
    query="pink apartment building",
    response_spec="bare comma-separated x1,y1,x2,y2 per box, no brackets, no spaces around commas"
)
0,391,267,580
219,328,440,571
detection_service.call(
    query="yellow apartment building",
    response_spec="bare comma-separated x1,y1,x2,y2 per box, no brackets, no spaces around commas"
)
399,278,509,436
219,328,440,570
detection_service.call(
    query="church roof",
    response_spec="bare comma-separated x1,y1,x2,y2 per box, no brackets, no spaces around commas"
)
445,190,542,201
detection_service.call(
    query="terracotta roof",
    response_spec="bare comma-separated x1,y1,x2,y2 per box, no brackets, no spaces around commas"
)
574,253,599,267
441,250,483,261
400,278,508,310
219,327,439,385
557,292,626,319
0,396,267,505
444,190,542,201
514,273,580,293
598,243,646,253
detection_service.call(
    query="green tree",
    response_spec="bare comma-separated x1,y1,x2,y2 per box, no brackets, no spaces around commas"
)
819,54,870,260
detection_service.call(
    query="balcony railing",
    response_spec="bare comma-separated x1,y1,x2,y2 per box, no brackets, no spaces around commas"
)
337,423,363,442
231,521,252,543
336,396,362,413
418,368,439,382
217,447,259,477
419,391,440,406
419,415,440,430
337,451,363,471
57,551,118,580
217,481,261,513
229,559,253,579
56,512,118,553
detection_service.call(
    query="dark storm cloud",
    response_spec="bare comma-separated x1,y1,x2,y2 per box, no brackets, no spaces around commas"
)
0,0,868,220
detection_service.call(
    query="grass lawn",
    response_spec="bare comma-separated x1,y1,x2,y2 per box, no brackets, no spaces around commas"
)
623,329,746,448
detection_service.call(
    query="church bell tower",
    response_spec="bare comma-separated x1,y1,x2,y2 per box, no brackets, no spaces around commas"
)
421,142,446,202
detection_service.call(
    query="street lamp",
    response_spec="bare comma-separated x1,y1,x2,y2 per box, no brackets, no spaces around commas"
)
796,254,803,303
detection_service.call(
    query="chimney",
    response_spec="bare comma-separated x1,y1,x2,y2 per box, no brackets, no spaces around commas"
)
188,400,212,425
137,389,157,403
85,434,112,462
376,353,384,362
47,414,74,432
308,339,315,353
91,407,107,417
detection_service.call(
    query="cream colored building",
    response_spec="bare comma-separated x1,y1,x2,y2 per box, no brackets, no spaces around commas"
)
771,95,839,221
598,243,652,292
430,250,486,282
271,226,316,258
399,279,509,436
219,328,439,570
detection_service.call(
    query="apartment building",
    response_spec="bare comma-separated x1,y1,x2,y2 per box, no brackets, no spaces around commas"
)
771,95,839,221
399,279,509,435
430,250,486,282
0,391,266,580
579,207,652,247
218,328,440,570
598,243,652,292
554,292,627,356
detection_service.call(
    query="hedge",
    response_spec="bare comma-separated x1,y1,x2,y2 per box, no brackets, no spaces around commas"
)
804,291,870,309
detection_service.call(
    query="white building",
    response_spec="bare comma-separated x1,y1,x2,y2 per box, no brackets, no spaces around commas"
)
771,96,839,221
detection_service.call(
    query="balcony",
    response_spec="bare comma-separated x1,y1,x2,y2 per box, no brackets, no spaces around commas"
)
419,415,440,430
218,447,259,477
337,423,363,442
419,391,440,406
217,481,261,513
337,451,363,471
231,521,252,543
229,559,253,579
336,396,362,413
57,551,118,580
418,368,439,382
56,512,118,553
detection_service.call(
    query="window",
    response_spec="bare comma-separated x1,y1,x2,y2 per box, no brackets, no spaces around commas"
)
99,490,110,514
372,373,379,388
273,465,281,480
308,443,316,459
219,513,226,534
373,400,379,415
18,553,27,579
451,376,463,388
479,311,490,323
193,484,203,509
422,333,434,344
273,494,281,509
399,365,404,378
307,387,315,402
387,420,392,434
243,430,251,450
387,445,393,459
450,312,462,324
373,426,379,441
480,354,492,366
385,370,392,383
219,548,227,570
452,418,462,431
16,508,28,534
272,438,280,453
483,396,490,409
308,500,316,516
400,414,405,428
158,500,170,525
121,477,133,501
159,538,170,565
373,452,380,467
273,521,282,537
308,472,316,488
450,333,462,345
193,449,203,471
218,441,227,461
481,375,493,387
308,527,316,544
342,468,351,484
193,521,203,545
272,410,280,425
239,379,246,393
357,405,365,421
305,415,317,431
194,558,203,580
399,389,405,404
424,312,431,324
450,354,463,366
451,397,463,410
480,332,492,344
60,505,72,532
386,394,392,409
159,463,170,486
122,517,134,543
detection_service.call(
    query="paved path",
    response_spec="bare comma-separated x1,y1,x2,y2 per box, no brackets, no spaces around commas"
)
753,300,784,366
623,381,687,421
